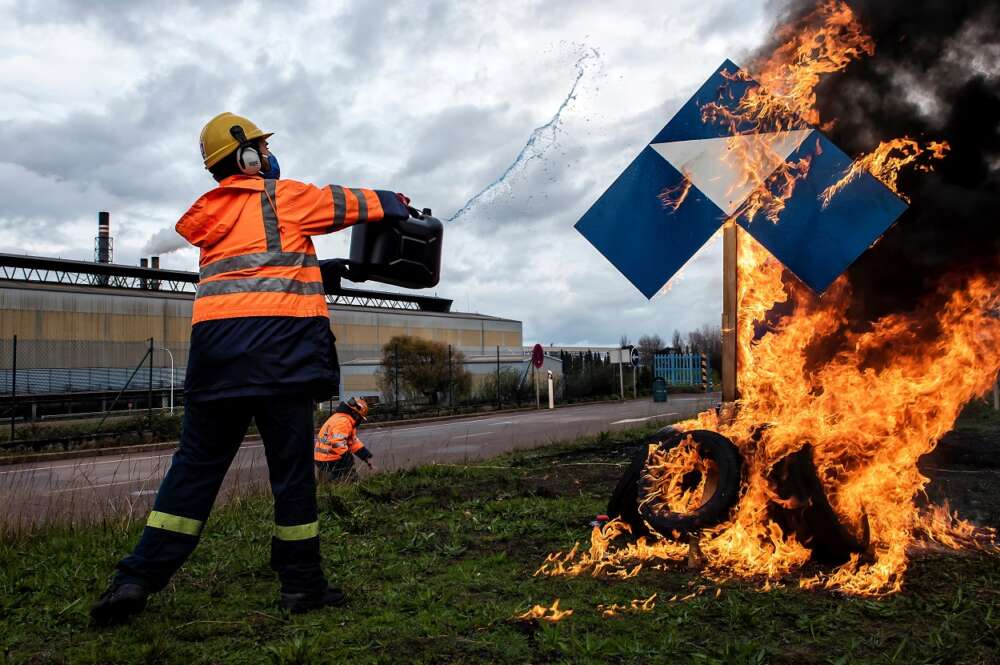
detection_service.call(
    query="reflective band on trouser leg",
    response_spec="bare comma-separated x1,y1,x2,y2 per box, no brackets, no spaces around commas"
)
274,521,320,541
147,510,203,536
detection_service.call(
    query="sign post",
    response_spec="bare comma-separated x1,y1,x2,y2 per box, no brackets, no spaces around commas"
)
573,59,909,421
531,344,545,410
722,223,738,409
618,348,625,401
630,346,640,400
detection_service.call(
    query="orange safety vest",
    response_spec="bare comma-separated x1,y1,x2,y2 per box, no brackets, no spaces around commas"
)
315,413,366,462
176,176,386,325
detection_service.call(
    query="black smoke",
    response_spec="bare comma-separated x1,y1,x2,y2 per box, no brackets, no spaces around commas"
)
760,0,1000,323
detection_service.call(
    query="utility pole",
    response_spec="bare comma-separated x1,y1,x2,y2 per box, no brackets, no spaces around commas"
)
721,223,739,417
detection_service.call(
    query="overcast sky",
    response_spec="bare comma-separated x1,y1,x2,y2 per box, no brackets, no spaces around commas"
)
0,0,775,346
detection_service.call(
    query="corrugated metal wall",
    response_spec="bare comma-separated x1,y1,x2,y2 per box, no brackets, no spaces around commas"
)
0,284,522,375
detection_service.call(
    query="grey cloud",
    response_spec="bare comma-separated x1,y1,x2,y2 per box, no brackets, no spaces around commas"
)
2,0,767,346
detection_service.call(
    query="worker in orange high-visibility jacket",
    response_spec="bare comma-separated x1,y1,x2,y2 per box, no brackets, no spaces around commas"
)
315,397,374,482
91,112,413,627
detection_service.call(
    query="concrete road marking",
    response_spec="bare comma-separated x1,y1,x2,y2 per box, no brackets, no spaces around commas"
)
610,413,678,425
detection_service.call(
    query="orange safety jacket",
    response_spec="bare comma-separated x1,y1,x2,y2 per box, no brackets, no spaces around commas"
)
177,176,388,324
315,413,371,463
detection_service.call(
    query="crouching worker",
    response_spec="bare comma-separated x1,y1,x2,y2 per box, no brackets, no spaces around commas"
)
89,112,411,626
315,398,375,482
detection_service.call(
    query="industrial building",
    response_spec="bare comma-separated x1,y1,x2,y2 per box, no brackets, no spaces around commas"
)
0,213,560,417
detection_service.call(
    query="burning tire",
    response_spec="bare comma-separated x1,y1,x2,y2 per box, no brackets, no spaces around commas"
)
607,426,680,537
608,428,743,539
767,444,871,565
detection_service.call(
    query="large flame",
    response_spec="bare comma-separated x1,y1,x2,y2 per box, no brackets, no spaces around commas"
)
541,0,1000,596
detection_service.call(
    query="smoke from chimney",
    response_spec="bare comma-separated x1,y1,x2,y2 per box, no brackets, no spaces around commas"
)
142,225,188,256
756,0,1000,326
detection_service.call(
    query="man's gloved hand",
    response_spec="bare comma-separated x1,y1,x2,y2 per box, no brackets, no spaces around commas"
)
375,190,411,221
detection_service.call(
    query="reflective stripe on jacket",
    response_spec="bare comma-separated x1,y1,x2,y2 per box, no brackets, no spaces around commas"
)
176,176,387,325
315,413,370,463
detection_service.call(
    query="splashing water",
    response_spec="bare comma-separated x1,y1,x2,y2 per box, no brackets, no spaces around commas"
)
446,48,601,222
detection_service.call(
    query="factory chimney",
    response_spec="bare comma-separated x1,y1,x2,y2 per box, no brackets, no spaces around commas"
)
140,258,148,289
95,212,113,264
150,256,160,291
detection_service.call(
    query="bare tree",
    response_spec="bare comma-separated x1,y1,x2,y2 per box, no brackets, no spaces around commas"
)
637,334,664,367
671,329,683,352
686,324,723,370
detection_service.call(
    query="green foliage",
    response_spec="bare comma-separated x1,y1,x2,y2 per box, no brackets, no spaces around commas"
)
0,412,183,452
376,335,472,405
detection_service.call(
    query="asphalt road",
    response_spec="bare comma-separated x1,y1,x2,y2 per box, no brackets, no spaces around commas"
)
0,395,717,527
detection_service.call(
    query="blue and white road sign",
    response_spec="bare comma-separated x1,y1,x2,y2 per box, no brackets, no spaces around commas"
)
574,60,908,297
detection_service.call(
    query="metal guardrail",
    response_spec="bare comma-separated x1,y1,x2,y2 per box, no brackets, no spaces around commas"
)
0,367,175,395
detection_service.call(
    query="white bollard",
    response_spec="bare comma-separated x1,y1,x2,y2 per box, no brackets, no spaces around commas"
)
547,371,555,410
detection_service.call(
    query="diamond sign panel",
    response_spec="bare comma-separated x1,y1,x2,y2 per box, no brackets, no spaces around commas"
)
574,59,908,297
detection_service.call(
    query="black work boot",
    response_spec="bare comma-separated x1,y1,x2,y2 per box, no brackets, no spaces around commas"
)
279,586,346,614
90,583,149,627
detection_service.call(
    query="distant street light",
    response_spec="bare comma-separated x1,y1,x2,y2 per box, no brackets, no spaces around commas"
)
159,347,175,414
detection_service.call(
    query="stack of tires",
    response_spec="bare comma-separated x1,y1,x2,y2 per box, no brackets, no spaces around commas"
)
607,427,870,564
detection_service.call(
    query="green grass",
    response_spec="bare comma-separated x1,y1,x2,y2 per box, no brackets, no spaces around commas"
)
2,425,999,664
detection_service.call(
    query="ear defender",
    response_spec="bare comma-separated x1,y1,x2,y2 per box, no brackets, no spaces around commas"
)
229,125,261,175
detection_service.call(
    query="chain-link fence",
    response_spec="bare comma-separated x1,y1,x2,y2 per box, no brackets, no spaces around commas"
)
0,335,182,450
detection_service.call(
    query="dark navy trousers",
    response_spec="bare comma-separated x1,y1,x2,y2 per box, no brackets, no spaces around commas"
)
115,394,325,594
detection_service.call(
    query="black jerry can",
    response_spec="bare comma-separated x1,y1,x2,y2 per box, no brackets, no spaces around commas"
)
348,209,443,289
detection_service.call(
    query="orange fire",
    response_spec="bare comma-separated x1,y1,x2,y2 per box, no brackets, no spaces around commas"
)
514,599,573,623
821,138,951,206
639,436,716,516
597,593,657,617
539,0,1000,596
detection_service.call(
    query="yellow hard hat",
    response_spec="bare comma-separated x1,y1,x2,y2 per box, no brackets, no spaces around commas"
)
199,112,273,169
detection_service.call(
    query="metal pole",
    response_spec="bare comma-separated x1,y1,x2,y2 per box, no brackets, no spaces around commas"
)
394,343,400,415
10,334,16,442
618,348,625,401
496,345,501,410
534,364,540,409
632,363,637,400
147,337,154,425
159,347,175,415
448,344,453,407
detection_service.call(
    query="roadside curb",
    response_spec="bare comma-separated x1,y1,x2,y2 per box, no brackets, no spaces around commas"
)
0,397,692,467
